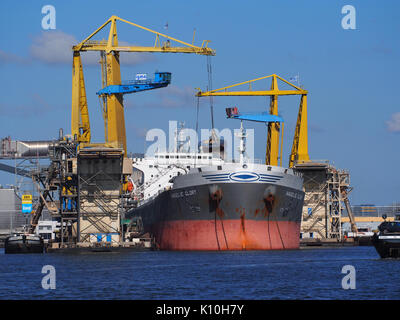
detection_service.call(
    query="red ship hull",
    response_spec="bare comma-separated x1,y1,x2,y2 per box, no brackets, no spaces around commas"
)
153,220,301,251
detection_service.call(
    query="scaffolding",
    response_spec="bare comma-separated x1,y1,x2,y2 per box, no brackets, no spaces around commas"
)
0,136,52,228
294,160,351,240
77,148,124,245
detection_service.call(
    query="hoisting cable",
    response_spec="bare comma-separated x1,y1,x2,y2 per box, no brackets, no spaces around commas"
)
195,96,200,138
207,55,215,130
194,96,200,168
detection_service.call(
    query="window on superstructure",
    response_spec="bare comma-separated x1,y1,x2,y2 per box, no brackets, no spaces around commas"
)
160,155,164,158
198,156,201,159
166,155,169,159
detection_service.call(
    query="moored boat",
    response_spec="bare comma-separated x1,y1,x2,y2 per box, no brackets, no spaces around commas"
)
372,214,400,258
4,233,44,254
126,123,304,251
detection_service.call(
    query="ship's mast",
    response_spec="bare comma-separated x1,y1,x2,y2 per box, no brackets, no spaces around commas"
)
236,121,247,165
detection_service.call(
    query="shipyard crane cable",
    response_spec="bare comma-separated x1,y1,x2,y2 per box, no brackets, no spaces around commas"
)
194,97,200,168
206,56,215,130
195,97,200,136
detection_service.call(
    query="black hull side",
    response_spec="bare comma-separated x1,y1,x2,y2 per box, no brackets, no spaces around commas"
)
4,237,44,254
372,234,400,258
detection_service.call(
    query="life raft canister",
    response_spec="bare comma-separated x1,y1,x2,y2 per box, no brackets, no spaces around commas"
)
127,181,134,192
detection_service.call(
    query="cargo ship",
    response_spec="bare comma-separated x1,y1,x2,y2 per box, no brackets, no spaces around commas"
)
126,123,304,250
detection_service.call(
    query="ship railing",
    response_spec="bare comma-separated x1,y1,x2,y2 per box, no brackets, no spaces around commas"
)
122,79,157,85
227,158,264,164
133,165,177,200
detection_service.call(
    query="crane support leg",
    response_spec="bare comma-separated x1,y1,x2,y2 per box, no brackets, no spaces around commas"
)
71,52,90,143
106,51,127,154
266,76,280,166
289,94,309,167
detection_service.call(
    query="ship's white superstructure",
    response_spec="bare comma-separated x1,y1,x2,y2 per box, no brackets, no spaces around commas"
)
131,151,224,202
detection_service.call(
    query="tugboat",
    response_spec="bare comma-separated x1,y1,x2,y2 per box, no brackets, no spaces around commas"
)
4,233,44,254
372,214,400,258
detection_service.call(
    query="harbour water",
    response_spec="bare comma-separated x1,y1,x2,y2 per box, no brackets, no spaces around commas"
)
0,246,399,300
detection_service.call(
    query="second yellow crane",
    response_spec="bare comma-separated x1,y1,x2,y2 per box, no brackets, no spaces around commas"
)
196,74,310,167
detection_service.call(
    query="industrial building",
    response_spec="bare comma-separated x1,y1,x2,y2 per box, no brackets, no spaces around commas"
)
0,188,26,238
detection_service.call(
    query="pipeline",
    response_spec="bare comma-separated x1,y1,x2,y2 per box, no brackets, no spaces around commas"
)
1,137,53,158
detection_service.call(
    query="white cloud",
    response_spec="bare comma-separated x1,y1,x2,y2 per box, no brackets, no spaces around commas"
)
0,49,30,65
386,112,400,133
30,31,76,64
29,31,155,66
137,85,198,109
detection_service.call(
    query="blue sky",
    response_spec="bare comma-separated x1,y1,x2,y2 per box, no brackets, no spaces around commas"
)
0,0,399,205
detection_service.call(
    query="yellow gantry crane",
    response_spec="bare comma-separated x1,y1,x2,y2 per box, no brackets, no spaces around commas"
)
71,15,215,155
196,74,310,167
